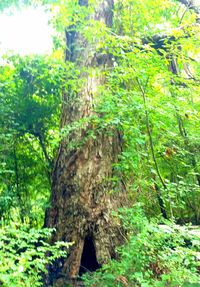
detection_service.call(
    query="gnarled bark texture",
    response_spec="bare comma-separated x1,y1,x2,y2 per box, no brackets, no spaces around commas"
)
45,0,127,285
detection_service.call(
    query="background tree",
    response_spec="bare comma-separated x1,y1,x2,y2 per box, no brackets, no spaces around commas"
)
0,55,65,226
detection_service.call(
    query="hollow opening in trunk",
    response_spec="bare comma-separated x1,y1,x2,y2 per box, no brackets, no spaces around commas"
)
79,235,101,276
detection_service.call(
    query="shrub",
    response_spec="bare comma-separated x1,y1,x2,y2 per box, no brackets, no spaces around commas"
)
0,226,70,287
83,206,200,287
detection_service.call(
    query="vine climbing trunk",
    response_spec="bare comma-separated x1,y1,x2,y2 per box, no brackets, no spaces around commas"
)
45,0,127,285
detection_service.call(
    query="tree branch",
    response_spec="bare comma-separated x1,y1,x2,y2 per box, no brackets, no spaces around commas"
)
177,0,200,23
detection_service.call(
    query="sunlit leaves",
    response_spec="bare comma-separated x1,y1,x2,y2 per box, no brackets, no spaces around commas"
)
0,226,71,287
0,0,200,228
0,54,67,225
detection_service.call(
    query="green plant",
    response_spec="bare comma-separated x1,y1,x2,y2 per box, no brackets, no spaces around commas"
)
0,225,71,287
0,54,67,226
83,205,200,287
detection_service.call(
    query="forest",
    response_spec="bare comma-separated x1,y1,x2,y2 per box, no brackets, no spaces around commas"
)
0,0,200,286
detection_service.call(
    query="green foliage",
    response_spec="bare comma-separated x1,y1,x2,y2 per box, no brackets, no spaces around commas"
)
0,0,200,285
114,0,180,37
0,54,66,226
40,0,200,224
0,226,71,287
80,0,200,222
1,54,63,137
83,206,200,287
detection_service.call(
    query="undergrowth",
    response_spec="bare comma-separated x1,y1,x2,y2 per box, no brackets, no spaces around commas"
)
0,226,70,287
83,206,200,287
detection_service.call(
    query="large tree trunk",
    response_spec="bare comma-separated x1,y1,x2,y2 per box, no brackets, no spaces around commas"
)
45,0,127,285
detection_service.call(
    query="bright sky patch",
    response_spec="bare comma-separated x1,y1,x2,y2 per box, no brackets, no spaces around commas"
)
0,7,53,55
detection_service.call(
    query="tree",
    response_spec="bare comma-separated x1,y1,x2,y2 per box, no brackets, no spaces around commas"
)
45,0,127,284
0,55,64,226
0,0,199,285
44,0,200,284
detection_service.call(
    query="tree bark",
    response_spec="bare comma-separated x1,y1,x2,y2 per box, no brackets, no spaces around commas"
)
45,0,127,284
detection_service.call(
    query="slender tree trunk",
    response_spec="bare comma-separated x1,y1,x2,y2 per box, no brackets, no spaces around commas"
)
45,0,127,285
135,77,168,219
